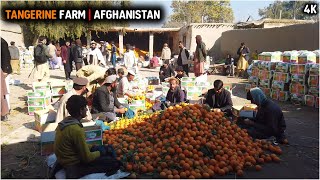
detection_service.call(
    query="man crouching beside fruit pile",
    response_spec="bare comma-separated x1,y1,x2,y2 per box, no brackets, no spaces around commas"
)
91,75,127,121
54,95,123,178
242,87,288,144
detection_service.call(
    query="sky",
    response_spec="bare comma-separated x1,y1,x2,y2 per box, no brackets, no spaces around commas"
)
130,0,275,28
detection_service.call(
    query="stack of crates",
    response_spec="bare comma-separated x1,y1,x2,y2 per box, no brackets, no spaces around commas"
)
271,62,290,101
305,64,319,108
27,82,51,116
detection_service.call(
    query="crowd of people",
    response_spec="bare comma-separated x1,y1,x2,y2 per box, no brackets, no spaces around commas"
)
1,35,288,178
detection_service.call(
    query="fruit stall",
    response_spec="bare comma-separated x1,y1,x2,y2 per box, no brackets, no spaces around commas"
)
103,103,283,178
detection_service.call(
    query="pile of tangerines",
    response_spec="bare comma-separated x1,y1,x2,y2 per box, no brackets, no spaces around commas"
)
103,103,282,178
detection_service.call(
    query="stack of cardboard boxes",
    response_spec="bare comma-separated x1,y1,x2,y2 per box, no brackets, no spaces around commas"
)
247,50,319,108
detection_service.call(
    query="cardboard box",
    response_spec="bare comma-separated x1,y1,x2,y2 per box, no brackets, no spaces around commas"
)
232,106,242,117
259,79,271,88
271,89,279,100
28,106,46,116
27,96,51,107
263,52,282,62
298,52,316,64
252,60,261,68
291,74,306,84
290,64,308,74
188,97,203,104
27,90,51,98
308,75,319,87
259,61,276,70
273,72,290,83
279,91,290,101
181,77,196,82
248,76,259,84
290,83,308,95
305,95,315,107
84,125,102,141
272,80,289,91
290,93,305,104
309,64,319,75
187,91,202,99
40,123,58,156
308,87,319,96
41,131,55,156
181,81,196,87
275,62,290,73
32,82,50,91
261,87,271,97
252,68,259,77
34,108,57,132
51,86,67,96
239,110,256,118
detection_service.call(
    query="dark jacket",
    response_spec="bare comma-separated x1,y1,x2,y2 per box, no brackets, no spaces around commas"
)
61,45,72,72
204,88,233,112
166,87,186,105
253,99,286,137
72,45,83,63
159,65,175,81
91,85,122,114
1,38,12,74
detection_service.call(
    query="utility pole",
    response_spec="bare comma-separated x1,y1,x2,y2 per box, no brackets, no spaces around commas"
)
280,10,282,19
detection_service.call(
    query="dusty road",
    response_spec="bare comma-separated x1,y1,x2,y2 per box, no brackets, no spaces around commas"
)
1,65,319,178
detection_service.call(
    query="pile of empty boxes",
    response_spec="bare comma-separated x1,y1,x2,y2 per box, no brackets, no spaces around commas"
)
246,50,319,108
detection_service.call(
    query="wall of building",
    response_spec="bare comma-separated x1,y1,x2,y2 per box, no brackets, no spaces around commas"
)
189,25,234,56
220,23,319,59
1,20,25,48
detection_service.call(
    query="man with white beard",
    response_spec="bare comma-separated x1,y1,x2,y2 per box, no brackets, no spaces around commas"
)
87,41,106,67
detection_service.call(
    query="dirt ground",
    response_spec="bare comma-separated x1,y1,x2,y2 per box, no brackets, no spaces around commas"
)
1,65,319,178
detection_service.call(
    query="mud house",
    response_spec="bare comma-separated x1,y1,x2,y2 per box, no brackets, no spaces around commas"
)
0,20,25,47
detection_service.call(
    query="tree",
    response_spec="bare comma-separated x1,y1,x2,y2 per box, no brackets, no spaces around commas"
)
1,1,131,46
163,0,234,28
259,1,319,21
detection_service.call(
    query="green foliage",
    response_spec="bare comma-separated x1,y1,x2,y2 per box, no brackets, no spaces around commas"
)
163,0,234,28
1,1,131,45
258,1,319,20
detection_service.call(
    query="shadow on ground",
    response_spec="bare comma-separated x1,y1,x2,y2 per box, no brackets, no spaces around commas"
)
1,141,48,179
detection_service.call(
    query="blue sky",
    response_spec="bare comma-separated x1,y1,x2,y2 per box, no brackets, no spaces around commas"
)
130,0,275,28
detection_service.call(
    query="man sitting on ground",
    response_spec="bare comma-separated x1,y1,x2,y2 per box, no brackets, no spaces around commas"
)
56,77,92,123
54,95,122,179
166,77,186,106
117,70,135,98
243,87,288,144
204,80,233,116
224,54,235,77
91,75,126,122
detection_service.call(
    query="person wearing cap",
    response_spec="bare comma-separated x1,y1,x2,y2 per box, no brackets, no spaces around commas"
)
204,80,233,116
56,77,92,123
76,65,107,93
87,41,105,67
175,66,188,81
8,41,20,75
159,60,175,83
117,70,135,98
91,75,126,121
243,88,287,144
